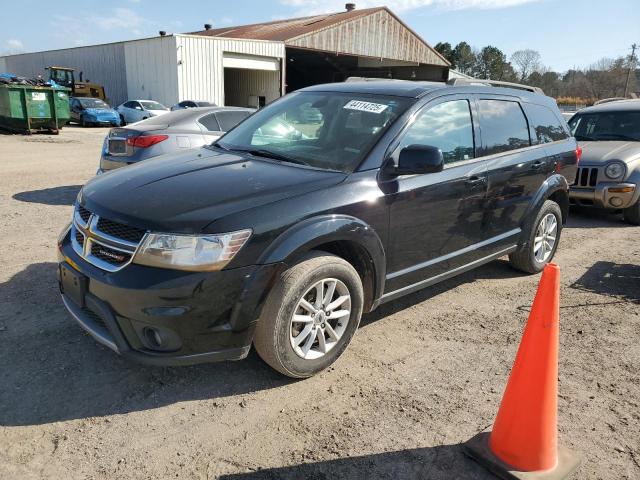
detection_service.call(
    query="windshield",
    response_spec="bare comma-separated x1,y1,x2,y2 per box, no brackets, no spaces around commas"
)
569,111,640,141
78,98,109,109
215,91,412,173
140,101,168,111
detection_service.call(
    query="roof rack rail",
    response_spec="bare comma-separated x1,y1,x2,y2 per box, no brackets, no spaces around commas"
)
446,78,544,94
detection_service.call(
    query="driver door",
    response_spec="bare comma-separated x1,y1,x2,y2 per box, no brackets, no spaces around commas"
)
384,95,489,294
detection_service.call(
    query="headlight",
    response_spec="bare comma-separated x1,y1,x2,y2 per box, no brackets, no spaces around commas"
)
604,162,626,180
133,230,252,271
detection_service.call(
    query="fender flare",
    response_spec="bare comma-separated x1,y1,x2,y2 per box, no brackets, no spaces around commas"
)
257,214,387,304
520,173,569,245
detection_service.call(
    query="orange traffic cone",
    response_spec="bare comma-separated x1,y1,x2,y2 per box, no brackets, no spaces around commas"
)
464,263,581,479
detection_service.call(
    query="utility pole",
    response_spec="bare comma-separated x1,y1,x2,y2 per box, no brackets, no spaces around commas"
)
624,43,637,98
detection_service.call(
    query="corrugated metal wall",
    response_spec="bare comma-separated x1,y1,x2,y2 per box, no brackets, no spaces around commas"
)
0,57,7,72
0,43,128,105
175,35,285,106
123,36,179,108
224,69,280,107
287,9,447,66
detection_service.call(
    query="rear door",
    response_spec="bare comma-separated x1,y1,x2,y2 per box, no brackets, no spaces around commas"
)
385,95,489,293
478,96,549,240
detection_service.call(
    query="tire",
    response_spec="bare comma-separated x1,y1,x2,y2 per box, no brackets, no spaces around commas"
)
80,116,87,128
623,200,640,225
253,252,364,378
119,114,126,126
509,200,563,274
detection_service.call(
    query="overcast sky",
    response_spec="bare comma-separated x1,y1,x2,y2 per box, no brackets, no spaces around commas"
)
1,0,638,72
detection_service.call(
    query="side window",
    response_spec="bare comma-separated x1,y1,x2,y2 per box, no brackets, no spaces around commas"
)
524,103,569,144
123,101,133,108
478,99,530,155
216,111,250,131
198,113,221,132
399,99,475,164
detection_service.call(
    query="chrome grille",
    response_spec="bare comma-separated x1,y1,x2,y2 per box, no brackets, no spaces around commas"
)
574,167,599,187
71,204,146,272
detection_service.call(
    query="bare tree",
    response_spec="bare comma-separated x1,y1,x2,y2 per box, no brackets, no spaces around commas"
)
510,49,542,81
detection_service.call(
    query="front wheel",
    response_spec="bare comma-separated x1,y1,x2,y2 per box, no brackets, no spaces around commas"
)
509,200,563,274
623,200,640,225
80,116,87,127
119,114,126,126
253,252,364,378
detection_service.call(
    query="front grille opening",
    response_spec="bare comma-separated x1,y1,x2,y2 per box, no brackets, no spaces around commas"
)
74,228,84,246
96,217,146,243
78,205,91,223
589,168,598,187
90,243,132,266
574,167,599,187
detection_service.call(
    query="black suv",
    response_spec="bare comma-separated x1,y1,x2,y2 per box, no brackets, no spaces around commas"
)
58,79,578,378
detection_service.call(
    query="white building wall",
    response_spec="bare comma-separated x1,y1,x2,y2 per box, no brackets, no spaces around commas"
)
0,43,128,105
175,35,284,106
123,36,179,108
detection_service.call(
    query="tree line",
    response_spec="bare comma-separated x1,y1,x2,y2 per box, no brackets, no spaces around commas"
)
434,42,638,103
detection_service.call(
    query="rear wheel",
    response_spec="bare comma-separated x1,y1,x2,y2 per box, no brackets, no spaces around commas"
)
509,200,563,273
253,252,364,378
623,200,640,225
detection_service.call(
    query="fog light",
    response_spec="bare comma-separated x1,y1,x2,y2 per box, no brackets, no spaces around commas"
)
609,197,623,207
143,326,163,348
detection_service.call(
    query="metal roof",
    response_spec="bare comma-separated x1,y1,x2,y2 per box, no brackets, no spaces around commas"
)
191,7,449,67
193,7,385,41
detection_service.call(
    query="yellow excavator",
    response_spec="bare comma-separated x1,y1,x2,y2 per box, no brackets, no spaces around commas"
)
46,66,106,100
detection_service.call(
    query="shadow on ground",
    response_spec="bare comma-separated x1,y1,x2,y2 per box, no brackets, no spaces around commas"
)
13,185,82,206
218,444,491,480
565,206,633,229
0,258,523,427
571,261,640,304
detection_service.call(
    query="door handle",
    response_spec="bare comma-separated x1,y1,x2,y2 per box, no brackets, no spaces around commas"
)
531,160,545,170
465,176,487,186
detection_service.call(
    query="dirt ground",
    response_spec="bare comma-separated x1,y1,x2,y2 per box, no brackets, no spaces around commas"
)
0,127,638,480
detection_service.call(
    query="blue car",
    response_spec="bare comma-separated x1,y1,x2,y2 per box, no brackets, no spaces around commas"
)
70,97,121,127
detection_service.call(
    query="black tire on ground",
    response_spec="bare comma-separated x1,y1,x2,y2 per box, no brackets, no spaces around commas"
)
119,114,126,126
253,252,364,378
509,200,563,274
80,116,87,128
622,200,640,225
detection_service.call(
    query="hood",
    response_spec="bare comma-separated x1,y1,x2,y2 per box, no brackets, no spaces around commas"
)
579,141,640,165
84,107,117,116
82,147,346,233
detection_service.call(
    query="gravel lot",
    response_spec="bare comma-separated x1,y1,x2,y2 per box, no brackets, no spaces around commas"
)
0,127,638,480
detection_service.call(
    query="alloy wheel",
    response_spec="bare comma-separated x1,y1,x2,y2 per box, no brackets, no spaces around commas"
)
289,278,351,360
533,213,558,263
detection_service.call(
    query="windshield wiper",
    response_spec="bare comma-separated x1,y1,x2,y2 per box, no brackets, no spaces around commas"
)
233,148,309,166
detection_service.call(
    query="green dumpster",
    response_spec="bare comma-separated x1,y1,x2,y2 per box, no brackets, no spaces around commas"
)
0,84,71,134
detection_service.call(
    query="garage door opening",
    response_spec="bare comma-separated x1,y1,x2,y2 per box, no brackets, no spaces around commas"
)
285,47,448,93
222,53,282,108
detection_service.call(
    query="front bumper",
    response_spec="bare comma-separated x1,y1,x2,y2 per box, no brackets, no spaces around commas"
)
58,232,282,366
569,182,637,209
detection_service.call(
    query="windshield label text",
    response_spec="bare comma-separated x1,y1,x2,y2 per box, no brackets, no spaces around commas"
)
343,100,388,114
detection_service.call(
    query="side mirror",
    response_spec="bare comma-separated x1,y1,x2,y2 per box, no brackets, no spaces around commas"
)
392,144,444,176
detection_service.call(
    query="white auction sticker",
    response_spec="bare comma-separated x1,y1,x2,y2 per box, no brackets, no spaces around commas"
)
343,100,388,114
31,92,46,101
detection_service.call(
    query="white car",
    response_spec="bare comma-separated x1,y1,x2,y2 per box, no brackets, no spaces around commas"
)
116,100,169,125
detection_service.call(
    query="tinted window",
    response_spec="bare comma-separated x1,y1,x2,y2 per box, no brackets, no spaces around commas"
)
399,99,475,164
569,111,640,142
216,111,251,131
123,101,136,108
478,100,530,155
199,113,221,131
140,100,167,110
524,103,569,144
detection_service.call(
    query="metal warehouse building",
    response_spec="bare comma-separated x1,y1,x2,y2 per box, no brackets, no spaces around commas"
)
0,4,449,108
